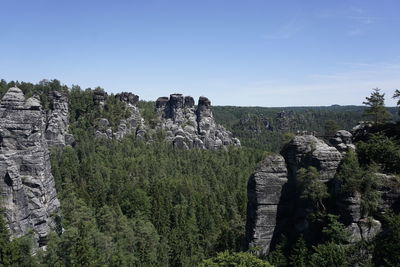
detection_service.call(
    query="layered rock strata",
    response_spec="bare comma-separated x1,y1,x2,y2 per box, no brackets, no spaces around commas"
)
0,87,60,247
45,91,74,147
246,131,400,255
329,130,355,154
246,154,288,255
156,94,240,149
247,135,343,255
281,135,342,182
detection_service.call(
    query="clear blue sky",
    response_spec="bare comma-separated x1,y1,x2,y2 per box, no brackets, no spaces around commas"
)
1,0,399,106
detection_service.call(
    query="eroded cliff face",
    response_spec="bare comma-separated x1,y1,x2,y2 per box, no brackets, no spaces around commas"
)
281,135,342,182
0,87,61,247
95,92,145,140
246,154,288,255
156,94,240,149
246,131,400,256
247,134,343,255
45,91,75,147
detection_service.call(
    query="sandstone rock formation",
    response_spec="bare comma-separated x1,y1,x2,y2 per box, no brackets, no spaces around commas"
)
0,87,61,247
247,135,343,255
246,131,400,254
348,218,381,243
330,130,355,154
156,94,240,149
377,173,400,212
246,154,288,255
45,91,74,147
93,88,107,107
281,135,342,182
95,92,145,140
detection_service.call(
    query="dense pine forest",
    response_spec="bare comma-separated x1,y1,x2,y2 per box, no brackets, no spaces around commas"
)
213,105,399,152
0,79,400,266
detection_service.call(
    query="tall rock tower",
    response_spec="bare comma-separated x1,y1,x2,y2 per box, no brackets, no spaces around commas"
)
0,87,61,247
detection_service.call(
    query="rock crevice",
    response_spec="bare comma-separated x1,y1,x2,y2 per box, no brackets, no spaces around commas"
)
0,87,61,247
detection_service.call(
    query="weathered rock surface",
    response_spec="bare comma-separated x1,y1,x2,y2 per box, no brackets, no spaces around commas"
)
156,94,240,149
333,172,400,244
247,135,344,254
95,92,145,140
45,91,74,147
246,154,288,256
0,87,60,247
348,218,382,243
281,135,342,181
377,173,400,212
246,125,400,255
115,92,139,106
93,89,107,107
330,130,355,154
336,191,362,225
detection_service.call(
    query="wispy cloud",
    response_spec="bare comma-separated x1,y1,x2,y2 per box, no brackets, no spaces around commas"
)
263,11,303,40
212,60,400,107
346,6,377,36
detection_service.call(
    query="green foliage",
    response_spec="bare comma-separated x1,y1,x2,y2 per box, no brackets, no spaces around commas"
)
288,237,309,267
267,236,288,267
137,100,157,126
282,132,295,145
321,214,349,244
324,120,339,136
335,150,382,216
309,242,348,267
359,166,382,216
393,89,400,115
200,251,274,267
357,133,400,174
335,150,363,193
213,105,399,152
373,212,400,267
363,88,391,124
2,78,399,266
0,215,37,266
45,134,264,266
297,167,329,211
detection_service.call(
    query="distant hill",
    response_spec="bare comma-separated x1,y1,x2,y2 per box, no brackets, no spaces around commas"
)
213,105,399,152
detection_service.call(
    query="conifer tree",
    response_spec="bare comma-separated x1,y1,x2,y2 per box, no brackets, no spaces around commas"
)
394,89,400,115
363,88,391,124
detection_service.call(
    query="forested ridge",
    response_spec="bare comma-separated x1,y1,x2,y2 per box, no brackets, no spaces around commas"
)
213,105,399,152
0,79,400,266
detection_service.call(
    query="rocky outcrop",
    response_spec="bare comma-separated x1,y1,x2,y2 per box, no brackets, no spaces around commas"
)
246,154,288,256
348,218,382,243
45,91,74,147
330,130,355,154
115,92,139,106
94,92,239,148
156,94,240,149
247,135,344,254
377,173,400,212
0,87,61,247
93,89,107,107
95,92,144,140
282,135,342,182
